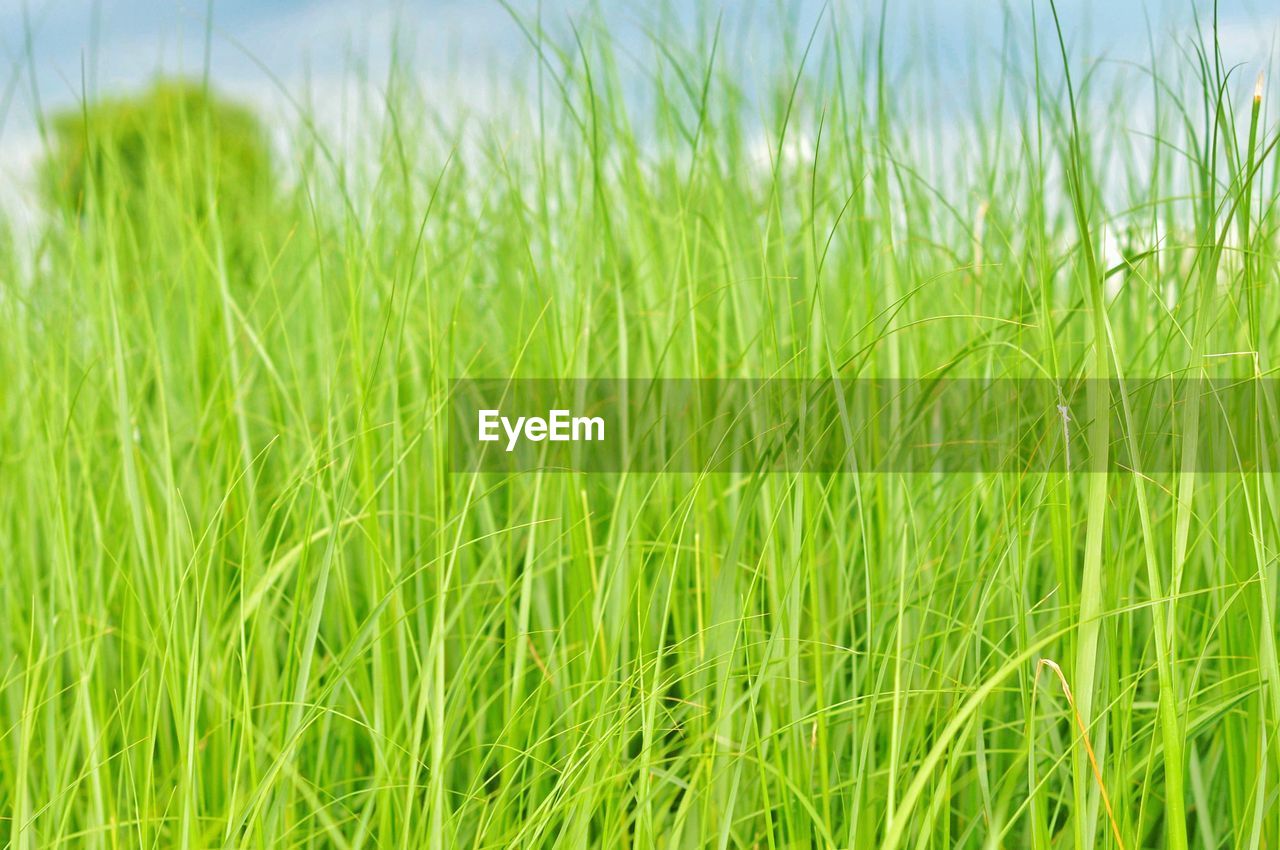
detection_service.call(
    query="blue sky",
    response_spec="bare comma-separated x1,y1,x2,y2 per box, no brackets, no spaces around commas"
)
5,0,1275,120
1,0,1276,223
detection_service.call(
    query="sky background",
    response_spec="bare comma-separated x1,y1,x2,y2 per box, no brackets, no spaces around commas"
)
1,0,1277,226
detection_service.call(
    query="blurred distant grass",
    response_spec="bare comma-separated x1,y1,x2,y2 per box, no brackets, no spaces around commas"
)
1,3,1280,848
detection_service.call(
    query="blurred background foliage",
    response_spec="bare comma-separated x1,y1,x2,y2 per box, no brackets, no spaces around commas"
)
40,81,275,273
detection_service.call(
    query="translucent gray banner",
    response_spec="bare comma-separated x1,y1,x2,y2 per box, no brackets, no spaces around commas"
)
448,378,1280,473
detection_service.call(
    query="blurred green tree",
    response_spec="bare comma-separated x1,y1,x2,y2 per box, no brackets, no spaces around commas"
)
41,81,275,273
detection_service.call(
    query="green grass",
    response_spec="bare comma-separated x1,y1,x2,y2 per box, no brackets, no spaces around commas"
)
2,3,1280,847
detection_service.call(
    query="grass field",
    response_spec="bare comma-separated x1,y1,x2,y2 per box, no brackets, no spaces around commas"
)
2,2,1280,847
